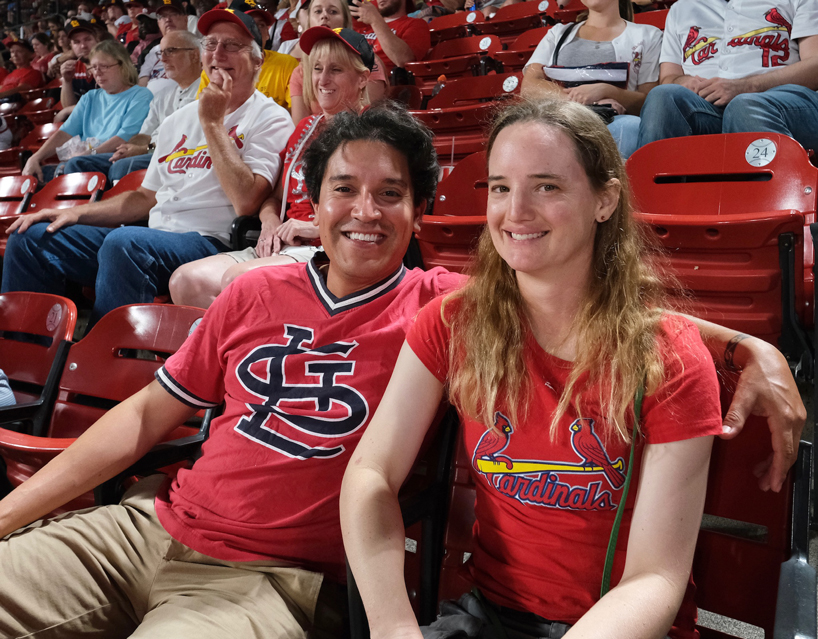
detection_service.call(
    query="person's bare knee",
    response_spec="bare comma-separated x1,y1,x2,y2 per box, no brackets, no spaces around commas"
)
221,255,297,291
170,256,234,308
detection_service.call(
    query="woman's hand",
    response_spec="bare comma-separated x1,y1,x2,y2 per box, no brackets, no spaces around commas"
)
22,156,43,182
272,218,319,254
255,218,279,258
565,83,614,105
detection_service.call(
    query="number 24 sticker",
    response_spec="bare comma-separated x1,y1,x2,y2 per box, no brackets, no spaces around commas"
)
745,138,776,167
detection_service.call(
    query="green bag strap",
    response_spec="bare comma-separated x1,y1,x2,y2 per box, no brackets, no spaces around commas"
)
600,381,645,599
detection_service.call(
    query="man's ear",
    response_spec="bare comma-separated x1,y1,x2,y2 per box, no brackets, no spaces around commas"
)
311,199,320,226
412,200,425,233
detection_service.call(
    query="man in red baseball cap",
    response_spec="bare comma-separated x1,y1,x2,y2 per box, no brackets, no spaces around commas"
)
350,0,429,75
197,0,299,109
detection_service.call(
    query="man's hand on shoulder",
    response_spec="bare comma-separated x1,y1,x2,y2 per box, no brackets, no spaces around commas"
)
199,68,233,126
721,334,806,492
7,207,81,235
350,0,386,28
697,76,751,106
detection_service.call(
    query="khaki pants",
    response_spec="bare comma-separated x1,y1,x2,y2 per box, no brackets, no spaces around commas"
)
0,475,326,639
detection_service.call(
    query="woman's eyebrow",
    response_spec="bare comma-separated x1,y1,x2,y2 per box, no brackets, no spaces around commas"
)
487,173,562,182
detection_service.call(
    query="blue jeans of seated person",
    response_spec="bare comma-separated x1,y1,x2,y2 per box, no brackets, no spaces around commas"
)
637,83,818,151
63,152,154,185
1,224,227,327
607,114,640,159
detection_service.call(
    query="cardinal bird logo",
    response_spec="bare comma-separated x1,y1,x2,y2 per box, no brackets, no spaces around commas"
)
764,7,792,35
472,411,514,471
569,418,626,489
683,25,699,52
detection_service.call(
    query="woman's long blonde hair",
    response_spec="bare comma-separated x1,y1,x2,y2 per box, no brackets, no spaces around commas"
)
444,99,666,443
302,38,370,114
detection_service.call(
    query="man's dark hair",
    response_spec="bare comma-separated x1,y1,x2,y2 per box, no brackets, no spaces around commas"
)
303,103,439,208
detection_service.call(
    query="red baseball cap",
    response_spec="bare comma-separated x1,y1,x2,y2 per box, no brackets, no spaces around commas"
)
300,26,375,71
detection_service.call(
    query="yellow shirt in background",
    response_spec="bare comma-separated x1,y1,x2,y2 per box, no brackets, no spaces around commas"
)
198,50,299,110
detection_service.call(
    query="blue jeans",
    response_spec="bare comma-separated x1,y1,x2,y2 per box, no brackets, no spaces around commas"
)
637,83,818,151
63,153,154,185
607,114,640,159
1,224,226,325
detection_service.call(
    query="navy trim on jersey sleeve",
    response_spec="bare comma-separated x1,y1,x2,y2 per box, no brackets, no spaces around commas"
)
155,366,221,409
307,258,406,316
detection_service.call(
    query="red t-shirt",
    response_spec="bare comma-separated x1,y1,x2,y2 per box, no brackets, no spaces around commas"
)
356,14,431,73
154,262,464,582
407,297,723,634
0,66,43,92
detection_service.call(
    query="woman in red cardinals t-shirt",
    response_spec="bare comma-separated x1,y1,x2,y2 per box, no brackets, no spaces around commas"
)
342,98,723,639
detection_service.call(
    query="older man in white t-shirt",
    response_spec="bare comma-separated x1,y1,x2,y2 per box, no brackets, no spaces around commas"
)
1,9,294,328
637,0,818,151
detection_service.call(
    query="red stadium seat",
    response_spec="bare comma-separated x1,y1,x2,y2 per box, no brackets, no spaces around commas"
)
0,175,37,254
412,104,492,165
17,97,56,115
428,10,485,46
0,304,206,515
27,171,106,212
18,88,47,102
0,146,25,177
101,168,147,199
404,35,504,94
473,1,548,45
633,7,669,29
416,152,488,272
552,0,586,23
20,122,61,153
427,72,522,109
493,25,551,71
0,292,76,423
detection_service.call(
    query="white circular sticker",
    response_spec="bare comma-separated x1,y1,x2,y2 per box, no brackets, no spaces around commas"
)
20,178,30,194
45,303,62,332
479,36,491,50
87,175,99,191
188,317,202,337
538,0,548,10
466,11,476,22
745,138,777,167
502,76,519,92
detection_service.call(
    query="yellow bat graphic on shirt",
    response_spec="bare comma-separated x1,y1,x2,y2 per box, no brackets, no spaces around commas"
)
475,458,625,475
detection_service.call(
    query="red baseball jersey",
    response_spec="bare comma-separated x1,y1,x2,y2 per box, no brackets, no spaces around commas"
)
155,260,463,581
408,295,723,635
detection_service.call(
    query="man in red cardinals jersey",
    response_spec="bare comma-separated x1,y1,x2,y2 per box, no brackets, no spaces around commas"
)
0,105,805,637
351,0,430,74
637,0,818,151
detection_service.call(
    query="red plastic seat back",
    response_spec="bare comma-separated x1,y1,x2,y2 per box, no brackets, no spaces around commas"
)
509,24,550,49
637,210,807,342
474,5,546,44
490,0,549,21
18,97,56,114
634,8,669,30
429,10,486,44
0,292,77,402
0,175,38,254
427,34,503,60
21,122,61,152
28,172,106,211
101,169,147,199
627,133,818,219
49,304,205,438
434,151,488,216
428,72,523,109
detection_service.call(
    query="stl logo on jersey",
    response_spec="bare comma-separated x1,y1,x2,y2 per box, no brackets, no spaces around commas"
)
233,324,369,460
472,412,626,511
158,125,246,175
728,8,792,67
682,26,718,65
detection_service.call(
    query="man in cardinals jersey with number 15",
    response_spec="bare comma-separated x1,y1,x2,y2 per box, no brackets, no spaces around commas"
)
1,8,294,329
637,0,818,151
